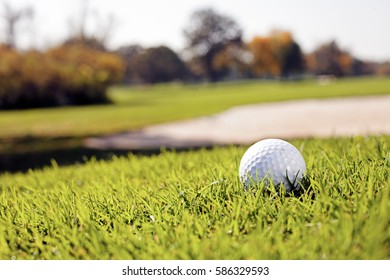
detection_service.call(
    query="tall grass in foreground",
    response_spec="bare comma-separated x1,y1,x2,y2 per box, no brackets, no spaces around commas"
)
0,136,389,259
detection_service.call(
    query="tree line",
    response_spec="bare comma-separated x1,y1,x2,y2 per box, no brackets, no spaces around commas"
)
117,8,384,83
0,4,389,109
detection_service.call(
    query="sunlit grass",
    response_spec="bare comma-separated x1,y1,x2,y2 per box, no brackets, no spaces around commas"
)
1,135,389,259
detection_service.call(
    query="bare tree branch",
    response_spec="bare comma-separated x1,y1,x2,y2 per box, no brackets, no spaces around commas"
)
1,1,34,48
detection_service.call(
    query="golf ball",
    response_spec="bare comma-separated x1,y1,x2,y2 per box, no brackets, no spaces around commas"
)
239,138,306,192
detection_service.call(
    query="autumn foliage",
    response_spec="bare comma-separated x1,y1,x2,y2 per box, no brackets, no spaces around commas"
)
0,45,124,109
305,41,359,77
248,31,303,78
0,4,384,110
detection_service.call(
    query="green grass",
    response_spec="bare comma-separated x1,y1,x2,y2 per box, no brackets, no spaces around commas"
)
1,76,390,141
1,136,389,259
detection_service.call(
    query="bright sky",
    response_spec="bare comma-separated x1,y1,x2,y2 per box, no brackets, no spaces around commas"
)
3,0,390,61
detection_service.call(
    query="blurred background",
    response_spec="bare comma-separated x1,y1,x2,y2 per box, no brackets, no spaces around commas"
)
1,0,390,172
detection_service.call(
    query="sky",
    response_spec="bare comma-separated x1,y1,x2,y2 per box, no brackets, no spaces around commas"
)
3,0,390,61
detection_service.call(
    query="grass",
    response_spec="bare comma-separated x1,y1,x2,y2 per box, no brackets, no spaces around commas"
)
1,76,390,142
0,135,389,259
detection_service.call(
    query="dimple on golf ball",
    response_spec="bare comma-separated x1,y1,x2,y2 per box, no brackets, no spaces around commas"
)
239,138,306,192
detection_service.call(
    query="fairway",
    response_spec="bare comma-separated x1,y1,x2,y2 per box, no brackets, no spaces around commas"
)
1,136,389,259
1,77,390,141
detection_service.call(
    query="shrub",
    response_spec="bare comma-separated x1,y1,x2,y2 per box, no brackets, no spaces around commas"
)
0,45,124,109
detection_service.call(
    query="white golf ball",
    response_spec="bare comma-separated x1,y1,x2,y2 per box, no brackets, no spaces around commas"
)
239,139,306,192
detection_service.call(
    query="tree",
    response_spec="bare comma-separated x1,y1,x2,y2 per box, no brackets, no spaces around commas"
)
0,1,34,48
133,46,188,84
281,39,304,77
116,44,145,83
376,62,390,76
305,41,353,77
248,36,277,77
183,8,242,82
211,42,253,80
248,31,303,78
0,45,124,109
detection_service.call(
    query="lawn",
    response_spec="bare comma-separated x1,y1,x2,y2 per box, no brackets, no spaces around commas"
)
0,136,389,259
1,76,390,142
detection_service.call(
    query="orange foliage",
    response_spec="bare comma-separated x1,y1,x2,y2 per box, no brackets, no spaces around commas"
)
0,45,124,109
47,46,124,86
248,31,302,77
248,36,278,76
